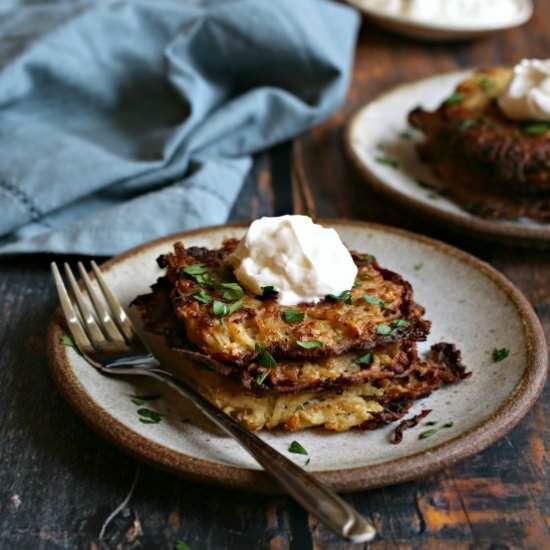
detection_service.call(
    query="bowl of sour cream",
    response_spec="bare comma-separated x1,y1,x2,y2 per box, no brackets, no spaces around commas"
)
346,0,533,41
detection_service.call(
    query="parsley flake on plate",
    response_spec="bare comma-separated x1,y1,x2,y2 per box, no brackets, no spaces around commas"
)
493,347,510,362
375,156,399,169
137,408,163,424
418,428,438,440
130,393,163,406
288,440,308,455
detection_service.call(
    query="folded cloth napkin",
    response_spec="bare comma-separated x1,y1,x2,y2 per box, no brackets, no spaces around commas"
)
0,0,359,255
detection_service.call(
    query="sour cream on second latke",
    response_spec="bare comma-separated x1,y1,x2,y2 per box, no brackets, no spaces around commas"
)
498,59,550,121
227,216,357,306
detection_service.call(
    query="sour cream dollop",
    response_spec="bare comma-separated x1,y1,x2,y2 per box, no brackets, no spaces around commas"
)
364,0,524,27
227,216,358,306
498,59,550,121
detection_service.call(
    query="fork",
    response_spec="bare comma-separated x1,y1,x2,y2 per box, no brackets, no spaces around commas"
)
51,261,377,544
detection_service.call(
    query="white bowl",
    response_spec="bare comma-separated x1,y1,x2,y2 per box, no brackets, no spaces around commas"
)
346,0,533,41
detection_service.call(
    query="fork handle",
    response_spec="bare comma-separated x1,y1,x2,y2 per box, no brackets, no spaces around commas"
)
101,362,376,543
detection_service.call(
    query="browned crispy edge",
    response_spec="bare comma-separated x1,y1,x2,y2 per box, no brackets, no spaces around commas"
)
132,240,432,366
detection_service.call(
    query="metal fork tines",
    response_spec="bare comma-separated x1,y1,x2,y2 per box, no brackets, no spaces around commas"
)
51,261,147,362
51,261,377,544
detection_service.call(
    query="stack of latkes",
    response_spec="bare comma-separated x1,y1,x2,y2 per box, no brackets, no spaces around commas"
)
409,67,550,222
133,239,469,432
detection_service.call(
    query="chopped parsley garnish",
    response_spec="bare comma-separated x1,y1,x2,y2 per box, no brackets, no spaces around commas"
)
305,458,311,466
254,344,277,385
391,319,410,329
260,286,279,299
60,335,75,348
361,254,375,264
255,344,277,369
183,264,212,284
283,309,305,324
478,75,496,92
212,299,243,317
130,393,163,406
416,179,436,190
443,422,454,428
355,352,374,365
353,279,362,288
296,339,323,349
445,92,464,105
425,421,437,426
255,371,270,386
493,347,510,362
364,293,385,307
375,156,399,169
176,542,192,550
288,440,308,455
137,408,162,424
399,130,414,140
414,262,424,271
376,324,392,336
60,334,82,355
459,119,477,131
525,122,550,135
212,300,229,316
327,289,352,304
183,263,208,275
418,428,438,440
192,289,212,304
220,282,244,301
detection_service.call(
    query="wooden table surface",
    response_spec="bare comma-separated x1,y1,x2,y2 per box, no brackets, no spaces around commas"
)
1,3,549,550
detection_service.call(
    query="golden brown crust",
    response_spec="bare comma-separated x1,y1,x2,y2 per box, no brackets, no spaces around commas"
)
135,239,430,366
173,342,468,432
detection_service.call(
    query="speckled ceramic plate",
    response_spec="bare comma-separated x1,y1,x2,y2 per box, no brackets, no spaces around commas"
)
48,221,547,493
345,0,533,41
346,71,550,248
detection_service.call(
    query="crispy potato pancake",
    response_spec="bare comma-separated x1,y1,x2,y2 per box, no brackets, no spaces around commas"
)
139,239,430,365
133,238,470,433
174,342,467,432
133,281,462,395
409,67,550,221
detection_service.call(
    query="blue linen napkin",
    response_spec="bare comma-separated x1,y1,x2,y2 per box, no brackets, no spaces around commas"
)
0,0,359,255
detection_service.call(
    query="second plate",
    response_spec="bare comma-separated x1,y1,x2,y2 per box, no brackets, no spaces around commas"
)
345,70,550,247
